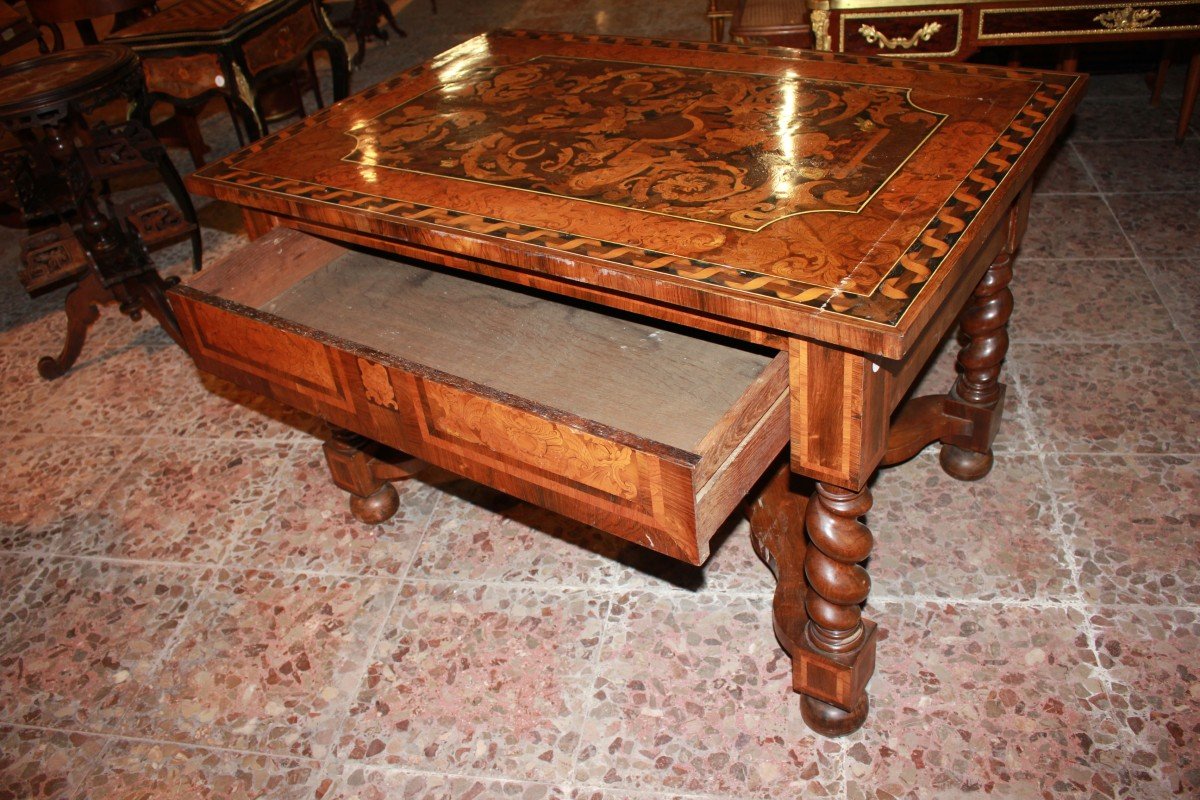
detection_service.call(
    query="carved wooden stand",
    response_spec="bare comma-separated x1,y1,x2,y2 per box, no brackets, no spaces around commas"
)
39,269,183,379
748,224,1017,737
0,45,195,379
343,0,406,68
323,426,424,523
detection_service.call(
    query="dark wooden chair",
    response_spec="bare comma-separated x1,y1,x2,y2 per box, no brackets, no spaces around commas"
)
707,0,736,42
1151,41,1200,142
0,1,46,58
25,0,158,51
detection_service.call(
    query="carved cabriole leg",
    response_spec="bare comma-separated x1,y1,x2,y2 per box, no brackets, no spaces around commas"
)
323,426,424,524
38,272,109,380
939,239,1014,481
748,457,877,738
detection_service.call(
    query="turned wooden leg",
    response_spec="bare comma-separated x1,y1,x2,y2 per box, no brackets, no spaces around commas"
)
748,459,876,738
800,481,875,735
1151,42,1174,106
323,426,424,524
38,273,110,380
940,243,1013,481
377,0,406,38
1179,47,1200,144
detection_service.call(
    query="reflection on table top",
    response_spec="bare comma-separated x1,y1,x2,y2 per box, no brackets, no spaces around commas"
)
187,30,1085,351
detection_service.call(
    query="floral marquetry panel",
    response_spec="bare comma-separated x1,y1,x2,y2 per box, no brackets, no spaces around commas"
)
188,30,1085,352
344,56,946,230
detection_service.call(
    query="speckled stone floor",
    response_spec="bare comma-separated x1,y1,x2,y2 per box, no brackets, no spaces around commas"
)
1,2,1198,798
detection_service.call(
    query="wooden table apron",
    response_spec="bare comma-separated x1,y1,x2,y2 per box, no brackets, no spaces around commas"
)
106,0,350,140
803,0,1200,141
176,30,1085,737
805,0,1200,57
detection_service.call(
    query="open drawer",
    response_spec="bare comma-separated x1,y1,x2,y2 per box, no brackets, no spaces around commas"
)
168,227,789,565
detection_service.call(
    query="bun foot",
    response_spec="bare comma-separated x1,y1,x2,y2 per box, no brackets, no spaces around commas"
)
349,482,399,524
37,356,66,380
801,693,869,738
939,443,994,481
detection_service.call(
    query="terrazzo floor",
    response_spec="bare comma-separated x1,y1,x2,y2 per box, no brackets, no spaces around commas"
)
1,1,1199,798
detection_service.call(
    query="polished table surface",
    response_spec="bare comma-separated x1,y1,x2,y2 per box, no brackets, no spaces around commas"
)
181,30,1085,737
189,30,1080,358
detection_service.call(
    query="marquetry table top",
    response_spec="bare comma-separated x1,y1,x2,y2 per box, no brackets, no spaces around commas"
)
187,30,1085,355
108,0,288,44
0,44,136,117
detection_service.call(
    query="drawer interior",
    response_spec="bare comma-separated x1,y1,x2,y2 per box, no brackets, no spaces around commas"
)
190,231,779,456
182,228,789,563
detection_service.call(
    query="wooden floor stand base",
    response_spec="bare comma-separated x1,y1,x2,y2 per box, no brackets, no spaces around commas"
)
323,427,425,523
747,459,877,737
38,270,184,380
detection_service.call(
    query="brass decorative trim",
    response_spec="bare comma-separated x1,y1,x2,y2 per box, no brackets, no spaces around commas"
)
859,20,943,48
839,10,963,57
821,0,997,8
977,0,1199,40
1094,5,1162,28
812,8,832,49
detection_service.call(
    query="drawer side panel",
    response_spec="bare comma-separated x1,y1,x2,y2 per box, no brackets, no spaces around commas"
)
172,288,708,564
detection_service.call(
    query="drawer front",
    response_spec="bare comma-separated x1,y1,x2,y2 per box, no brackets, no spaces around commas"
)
141,52,225,100
172,288,738,564
839,10,963,57
978,1,1200,41
243,4,322,76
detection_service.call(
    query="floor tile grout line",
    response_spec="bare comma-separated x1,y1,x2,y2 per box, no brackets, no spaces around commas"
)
1015,254,1169,263
210,437,320,573
0,719,324,764
1123,238,1199,347
315,759,583,796
320,489,448,775
1067,140,1154,266
0,433,159,616
1073,136,1198,343
1009,337,1187,345
563,578,615,785
1030,450,1151,778
1060,143,1104,194
1101,205,1199,344
1,546,1198,613
1099,189,1200,195
95,561,224,745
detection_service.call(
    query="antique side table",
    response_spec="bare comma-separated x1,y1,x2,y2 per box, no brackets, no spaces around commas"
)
106,0,350,143
171,30,1085,736
0,44,193,378
26,0,159,51
801,0,1199,140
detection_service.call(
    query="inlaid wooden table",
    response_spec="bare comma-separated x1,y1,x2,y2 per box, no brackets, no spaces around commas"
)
172,30,1084,736
106,0,349,142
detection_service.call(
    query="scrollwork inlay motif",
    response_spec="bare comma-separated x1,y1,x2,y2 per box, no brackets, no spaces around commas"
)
344,56,943,231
